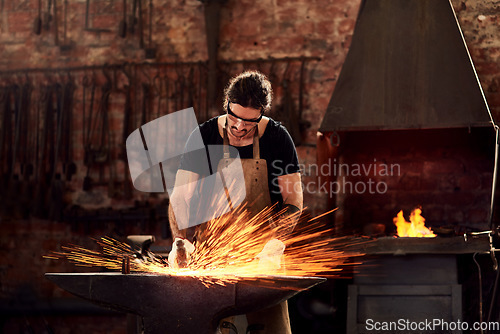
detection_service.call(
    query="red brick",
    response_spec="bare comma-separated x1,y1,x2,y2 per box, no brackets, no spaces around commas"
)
91,14,118,30
396,173,421,191
342,33,353,50
426,207,445,223
316,20,336,36
276,0,304,7
7,12,33,33
447,208,465,224
295,20,315,36
338,18,355,35
466,208,489,224
458,175,482,190
423,160,464,175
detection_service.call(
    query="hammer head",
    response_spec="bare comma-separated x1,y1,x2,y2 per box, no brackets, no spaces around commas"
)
127,235,155,260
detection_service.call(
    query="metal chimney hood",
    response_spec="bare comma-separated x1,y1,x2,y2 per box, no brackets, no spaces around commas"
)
319,0,493,132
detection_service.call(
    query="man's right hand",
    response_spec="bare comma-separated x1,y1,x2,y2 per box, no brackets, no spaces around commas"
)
168,237,195,269
256,238,286,270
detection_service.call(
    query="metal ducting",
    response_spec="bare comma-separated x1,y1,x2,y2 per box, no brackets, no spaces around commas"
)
319,0,493,132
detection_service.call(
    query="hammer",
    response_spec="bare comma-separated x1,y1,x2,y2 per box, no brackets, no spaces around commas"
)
127,235,155,261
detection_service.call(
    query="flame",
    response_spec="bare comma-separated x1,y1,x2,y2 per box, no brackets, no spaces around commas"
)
393,207,436,238
45,205,366,287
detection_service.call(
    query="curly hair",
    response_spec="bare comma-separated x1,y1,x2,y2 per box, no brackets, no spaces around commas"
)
223,70,273,114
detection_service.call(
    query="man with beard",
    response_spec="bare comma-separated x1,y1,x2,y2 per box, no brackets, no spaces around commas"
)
168,70,303,334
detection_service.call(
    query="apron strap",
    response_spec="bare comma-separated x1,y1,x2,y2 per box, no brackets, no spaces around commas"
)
223,119,230,158
252,125,260,159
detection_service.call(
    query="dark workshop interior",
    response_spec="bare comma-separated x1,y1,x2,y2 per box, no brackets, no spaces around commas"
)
1,0,500,333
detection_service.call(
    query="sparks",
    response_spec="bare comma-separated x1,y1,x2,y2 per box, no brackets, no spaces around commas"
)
45,205,366,287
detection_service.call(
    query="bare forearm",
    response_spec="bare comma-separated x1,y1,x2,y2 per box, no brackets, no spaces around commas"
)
270,204,302,239
168,170,200,239
274,172,303,238
168,203,187,239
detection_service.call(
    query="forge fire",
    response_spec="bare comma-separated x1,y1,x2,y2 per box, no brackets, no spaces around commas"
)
393,207,436,238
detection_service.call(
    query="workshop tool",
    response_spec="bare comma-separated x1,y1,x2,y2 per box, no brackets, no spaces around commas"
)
0,87,9,204
43,0,52,31
202,0,224,109
59,0,72,51
18,81,34,212
82,74,96,191
83,71,111,191
139,79,159,196
82,74,90,147
282,62,301,145
62,76,76,181
5,79,32,217
175,66,185,111
105,67,131,199
118,0,127,38
268,60,279,108
197,61,202,122
127,235,155,261
298,59,305,121
153,72,163,119
141,81,151,125
101,71,114,197
23,81,40,212
33,84,54,218
7,83,23,212
121,66,134,199
48,82,66,221
34,0,42,34
297,58,311,137
187,66,194,108
164,70,170,114
128,0,137,34
82,74,91,183
53,0,59,45
144,0,156,58
137,0,144,48
84,0,90,29
46,273,325,334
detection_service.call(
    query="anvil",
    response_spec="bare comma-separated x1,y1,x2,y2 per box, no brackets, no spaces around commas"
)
46,273,325,334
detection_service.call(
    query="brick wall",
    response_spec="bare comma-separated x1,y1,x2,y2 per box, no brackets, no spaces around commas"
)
0,0,497,211
454,0,500,117
0,0,499,332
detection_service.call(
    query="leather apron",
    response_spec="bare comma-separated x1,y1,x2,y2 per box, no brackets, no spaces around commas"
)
218,124,271,216
217,123,292,334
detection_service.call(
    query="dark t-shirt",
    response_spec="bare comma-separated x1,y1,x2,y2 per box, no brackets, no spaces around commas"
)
179,116,300,206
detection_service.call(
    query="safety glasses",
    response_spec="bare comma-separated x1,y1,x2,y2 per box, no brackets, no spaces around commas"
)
226,104,263,125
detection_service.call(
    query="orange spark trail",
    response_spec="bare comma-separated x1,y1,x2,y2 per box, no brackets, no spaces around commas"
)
45,205,365,287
